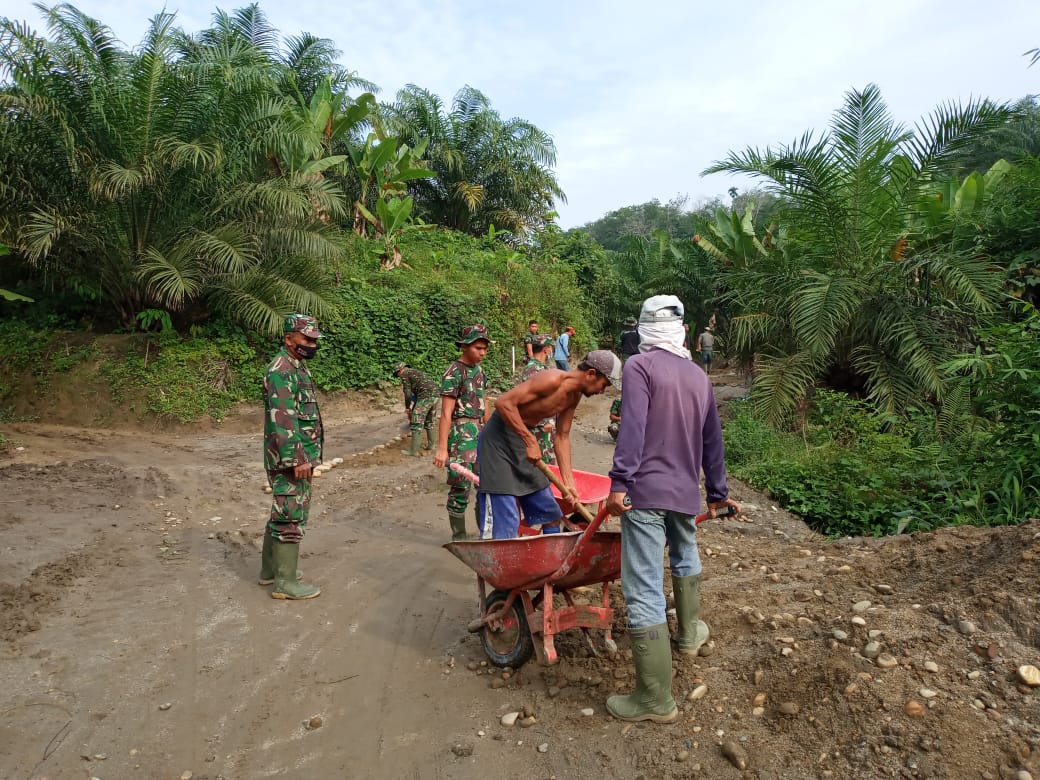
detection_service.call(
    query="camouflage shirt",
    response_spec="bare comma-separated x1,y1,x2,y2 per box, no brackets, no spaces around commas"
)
441,359,485,419
400,367,438,408
264,347,324,471
521,357,550,382
610,397,622,417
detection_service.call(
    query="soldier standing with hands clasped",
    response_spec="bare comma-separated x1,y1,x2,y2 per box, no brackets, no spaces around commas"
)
259,314,325,600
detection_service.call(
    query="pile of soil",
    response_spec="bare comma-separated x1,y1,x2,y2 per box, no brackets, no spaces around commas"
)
0,371,1036,779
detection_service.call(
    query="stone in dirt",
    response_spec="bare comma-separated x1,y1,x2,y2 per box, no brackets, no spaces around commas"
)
501,712,520,726
306,715,323,730
875,653,898,669
537,743,549,753
904,700,926,717
852,600,872,613
451,743,474,757
957,619,977,635
721,740,749,769
688,684,708,701
777,701,800,716
1017,665,1040,687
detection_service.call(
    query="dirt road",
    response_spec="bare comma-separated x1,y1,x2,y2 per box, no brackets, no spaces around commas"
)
1,385,1038,779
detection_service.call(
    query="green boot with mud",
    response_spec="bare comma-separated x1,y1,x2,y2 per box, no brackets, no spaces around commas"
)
449,512,468,542
606,624,678,723
422,428,435,451
258,529,303,585
672,574,709,655
270,541,320,600
401,430,422,457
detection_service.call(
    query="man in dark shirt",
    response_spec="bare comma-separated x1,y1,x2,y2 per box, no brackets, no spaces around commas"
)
618,316,640,362
605,295,740,723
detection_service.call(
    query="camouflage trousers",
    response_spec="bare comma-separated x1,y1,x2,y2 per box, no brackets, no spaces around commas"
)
447,418,481,515
266,469,311,544
533,423,557,465
409,396,437,433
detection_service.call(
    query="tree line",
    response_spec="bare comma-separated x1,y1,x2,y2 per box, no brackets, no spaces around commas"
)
0,3,563,333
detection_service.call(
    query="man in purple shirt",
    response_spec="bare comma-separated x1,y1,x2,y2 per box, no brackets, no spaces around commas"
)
604,294,741,723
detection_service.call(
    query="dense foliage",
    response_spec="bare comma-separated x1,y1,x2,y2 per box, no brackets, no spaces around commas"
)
0,229,593,422
0,4,566,333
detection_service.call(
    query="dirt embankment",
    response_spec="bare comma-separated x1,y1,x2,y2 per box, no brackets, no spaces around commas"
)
1,370,1037,780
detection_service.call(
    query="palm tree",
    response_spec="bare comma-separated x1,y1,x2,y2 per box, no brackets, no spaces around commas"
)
0,4,346,333
383,85,565,239
704,84,1009,422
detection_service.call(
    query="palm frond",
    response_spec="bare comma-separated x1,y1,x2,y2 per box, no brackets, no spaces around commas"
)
749,351,821,426
787,271,865,355
136,244,204,308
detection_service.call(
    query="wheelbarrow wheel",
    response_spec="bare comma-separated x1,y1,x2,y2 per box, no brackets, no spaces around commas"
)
481,590,534,668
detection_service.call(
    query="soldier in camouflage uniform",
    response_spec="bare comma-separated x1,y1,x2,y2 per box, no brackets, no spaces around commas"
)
432,324,489,541
522,320,539,359
394,362,439,456
259,313,324,600
608,396,622,441
520,334,557,465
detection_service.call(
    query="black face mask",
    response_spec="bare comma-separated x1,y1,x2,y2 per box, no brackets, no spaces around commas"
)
296,343,319,360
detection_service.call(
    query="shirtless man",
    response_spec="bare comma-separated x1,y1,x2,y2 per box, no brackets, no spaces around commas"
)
476,350,622,539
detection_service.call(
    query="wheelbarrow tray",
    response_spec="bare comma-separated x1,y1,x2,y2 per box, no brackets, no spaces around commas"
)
444,530,621,592
545,464,611,515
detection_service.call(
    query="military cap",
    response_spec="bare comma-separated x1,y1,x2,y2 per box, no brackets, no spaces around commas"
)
456,323,490,346
624,316,638,326
392,362,408,375
532,334,554,350
283,313,322,338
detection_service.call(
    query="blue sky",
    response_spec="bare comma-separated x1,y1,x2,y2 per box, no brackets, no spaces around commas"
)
5,0,1040,227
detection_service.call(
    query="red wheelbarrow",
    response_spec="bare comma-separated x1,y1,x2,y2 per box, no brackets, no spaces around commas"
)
444,462,619,667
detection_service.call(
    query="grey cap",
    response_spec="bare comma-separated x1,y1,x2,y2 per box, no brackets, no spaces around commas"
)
639,294,684,324
583,350,622,387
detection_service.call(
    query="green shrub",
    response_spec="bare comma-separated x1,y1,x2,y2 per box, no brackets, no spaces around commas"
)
723,392,966,536
102,330,264,422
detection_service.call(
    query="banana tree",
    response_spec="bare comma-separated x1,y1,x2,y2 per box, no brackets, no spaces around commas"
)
347,134,433,236
272,79,375,176
356,194,433,270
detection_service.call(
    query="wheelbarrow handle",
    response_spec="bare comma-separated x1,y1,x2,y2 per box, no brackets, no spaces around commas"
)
534,460,597,525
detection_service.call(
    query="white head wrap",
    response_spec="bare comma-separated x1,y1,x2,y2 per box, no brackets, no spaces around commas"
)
637,294,691,359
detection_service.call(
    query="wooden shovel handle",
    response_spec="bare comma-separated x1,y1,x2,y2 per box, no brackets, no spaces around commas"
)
534,460,597,524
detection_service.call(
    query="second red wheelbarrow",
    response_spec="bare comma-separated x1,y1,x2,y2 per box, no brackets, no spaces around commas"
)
445,462,618,667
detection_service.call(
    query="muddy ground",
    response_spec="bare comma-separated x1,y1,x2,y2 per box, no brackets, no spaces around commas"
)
1,371,1038,780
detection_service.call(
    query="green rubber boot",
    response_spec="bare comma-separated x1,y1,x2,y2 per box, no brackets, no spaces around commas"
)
401,430,422,457
258,529,275,584
258,530,303,585
270,541,320,600
672,574,710,655
606,624,678,723
449,512,468,542
423,428,435,451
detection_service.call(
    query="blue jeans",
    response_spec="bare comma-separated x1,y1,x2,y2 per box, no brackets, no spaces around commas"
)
555,359,569,370
477,487,562,539
620,508,701,628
